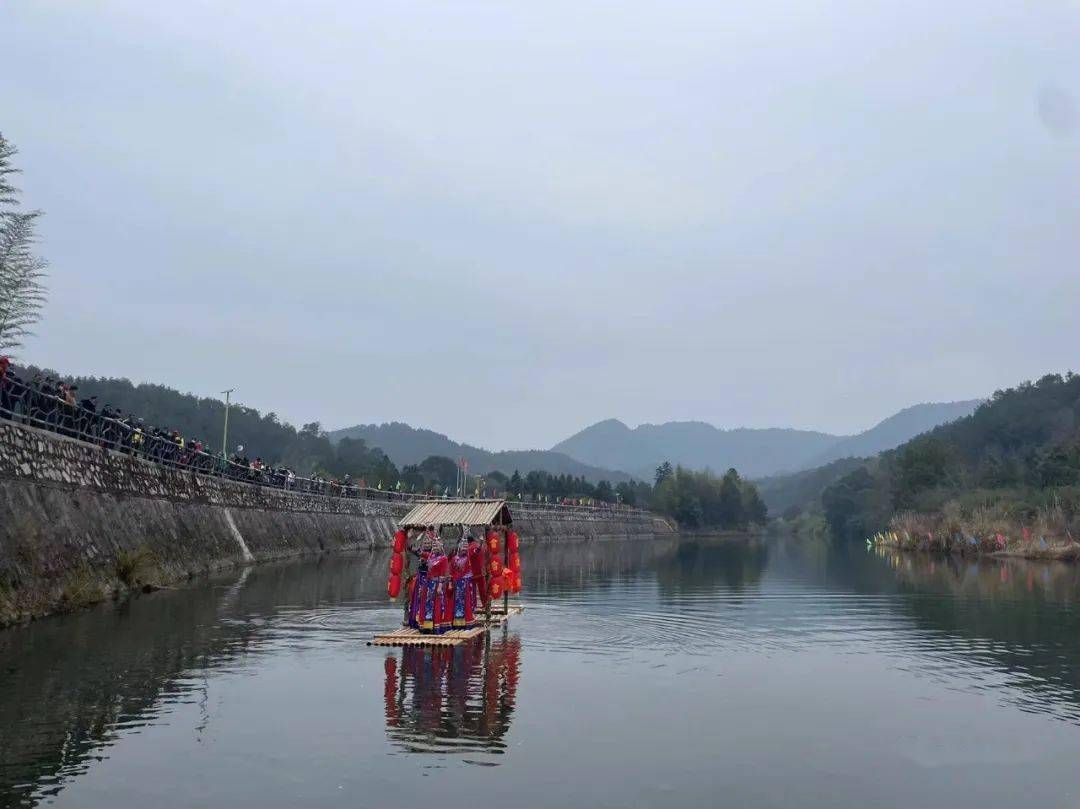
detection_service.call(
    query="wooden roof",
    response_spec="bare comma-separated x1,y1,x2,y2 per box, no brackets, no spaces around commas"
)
399,499,513,528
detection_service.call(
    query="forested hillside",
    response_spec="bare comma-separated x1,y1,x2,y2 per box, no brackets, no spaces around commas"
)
757,457,869,519
15,366,399,483
805,400,981,468
821,373,1080,541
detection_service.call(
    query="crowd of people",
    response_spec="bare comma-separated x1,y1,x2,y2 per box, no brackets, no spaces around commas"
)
0,359,406,500
0,359,653,516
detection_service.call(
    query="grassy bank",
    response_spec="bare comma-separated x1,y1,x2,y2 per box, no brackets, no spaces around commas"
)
868,499,1080,560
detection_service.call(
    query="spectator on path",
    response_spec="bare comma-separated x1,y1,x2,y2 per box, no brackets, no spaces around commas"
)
0,356,10,415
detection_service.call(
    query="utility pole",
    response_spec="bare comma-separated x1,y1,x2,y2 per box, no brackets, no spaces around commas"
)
221,388,234,457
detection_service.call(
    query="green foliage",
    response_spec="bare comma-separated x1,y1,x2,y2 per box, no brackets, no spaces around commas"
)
418,455,458,489
115,546,161,588
755,456,869,518
821,372,1080,539
502,467,644,503
655,461,673,487
651,465,767,529
0,133,48,355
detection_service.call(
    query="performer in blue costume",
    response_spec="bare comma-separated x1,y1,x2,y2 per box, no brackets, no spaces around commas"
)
405,528,435,628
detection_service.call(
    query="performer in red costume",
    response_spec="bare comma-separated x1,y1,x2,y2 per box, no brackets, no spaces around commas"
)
450,538,477,629
419,538,452,634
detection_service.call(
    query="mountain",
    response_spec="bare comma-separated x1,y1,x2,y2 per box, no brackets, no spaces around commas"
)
552,402,983,480
327,422,631,483
805,400,982,468
552,419,838,479
756,457,871,519
819,373,1080,540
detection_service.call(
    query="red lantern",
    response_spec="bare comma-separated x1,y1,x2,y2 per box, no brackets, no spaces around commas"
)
387,573,402,598
489,558,503,576
512,573,522,593
507,531,519,552
489,579,503,598
502,569,513,590
390,553,403,575
487,533,499,553
510,552,521,572
393,530,406,553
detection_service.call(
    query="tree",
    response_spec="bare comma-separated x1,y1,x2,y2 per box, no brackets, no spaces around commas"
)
401,464,425,491
822,466,883,540
485,470,509,494
717,468,744,529
741,482,768,525
655,461,674,487
615,481,637,506
893,437,954,509
281,421,336,473
418,455,458,489
0,134,48,355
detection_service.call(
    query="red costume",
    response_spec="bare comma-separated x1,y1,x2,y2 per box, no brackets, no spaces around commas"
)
468,539,488,607
450,547,477,628
420,551,452,634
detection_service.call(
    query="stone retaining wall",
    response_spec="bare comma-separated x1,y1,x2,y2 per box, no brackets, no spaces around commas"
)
0,420,673,626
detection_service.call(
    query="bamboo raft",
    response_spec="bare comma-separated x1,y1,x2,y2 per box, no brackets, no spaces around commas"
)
370,606,524,647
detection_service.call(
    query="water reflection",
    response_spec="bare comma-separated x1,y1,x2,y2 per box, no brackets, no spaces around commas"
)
383,633,521,758
5,537,1080,808
0,554,394,806
864,546,1080,722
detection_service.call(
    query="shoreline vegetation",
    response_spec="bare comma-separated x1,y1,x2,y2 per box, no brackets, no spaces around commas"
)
817,373,1080,560
868,510,1080,561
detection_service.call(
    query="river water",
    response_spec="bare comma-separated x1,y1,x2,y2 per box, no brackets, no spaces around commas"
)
4,536,1080,807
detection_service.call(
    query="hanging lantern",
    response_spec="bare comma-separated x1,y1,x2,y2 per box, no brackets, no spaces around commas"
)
489,558,503,576
507,531,519,552
512,572,522,593
393,530,406,553
510,552,521,572
502,569,514,590
390,553,403,575
387,573,402,598
487,532,500,553
489,578,503,598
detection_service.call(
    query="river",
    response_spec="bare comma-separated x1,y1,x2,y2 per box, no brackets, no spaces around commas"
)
3,536,1080,807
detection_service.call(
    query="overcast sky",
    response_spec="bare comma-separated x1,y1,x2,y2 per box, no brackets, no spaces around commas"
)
2,1,1078,450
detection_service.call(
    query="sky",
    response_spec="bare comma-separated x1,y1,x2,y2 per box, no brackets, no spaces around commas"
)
2,0,1078,450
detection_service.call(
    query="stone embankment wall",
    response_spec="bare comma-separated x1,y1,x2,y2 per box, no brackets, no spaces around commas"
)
0,421,673,626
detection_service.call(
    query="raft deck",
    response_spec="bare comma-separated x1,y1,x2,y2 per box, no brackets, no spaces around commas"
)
370,605,524,647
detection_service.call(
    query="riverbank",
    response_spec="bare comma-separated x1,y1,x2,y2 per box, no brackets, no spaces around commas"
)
869,508,1080,560
0,420,673,627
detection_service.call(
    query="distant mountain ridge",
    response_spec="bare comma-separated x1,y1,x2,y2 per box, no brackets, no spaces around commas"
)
327,422,631,483
805,400,984,468
551,419,838,480
551,400,983,480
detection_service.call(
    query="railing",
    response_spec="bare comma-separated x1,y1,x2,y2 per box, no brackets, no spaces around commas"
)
0,371,422,502
0,366,658,521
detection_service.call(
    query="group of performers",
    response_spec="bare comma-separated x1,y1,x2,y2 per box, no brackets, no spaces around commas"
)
404,525,489,634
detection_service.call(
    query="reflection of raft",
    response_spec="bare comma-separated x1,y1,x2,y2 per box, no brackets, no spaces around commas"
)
370,606,524,647
374,499,524,647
